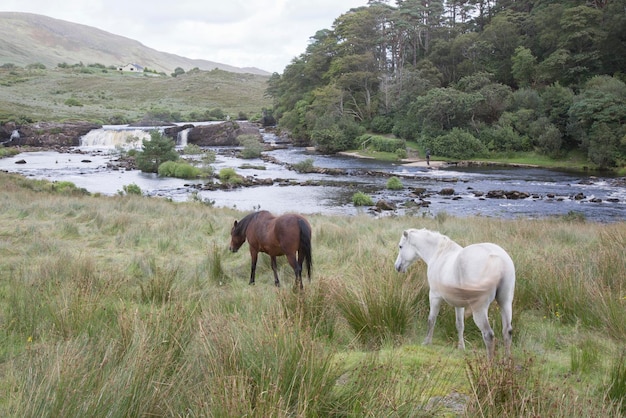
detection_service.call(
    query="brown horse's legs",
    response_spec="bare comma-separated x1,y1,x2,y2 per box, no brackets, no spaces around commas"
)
249,251,258,285
297,252,309,283
286,253,303,290
270,256,280,287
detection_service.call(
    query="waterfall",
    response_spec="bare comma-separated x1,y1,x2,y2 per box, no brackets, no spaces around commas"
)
79,127,153,149
177,128,191,147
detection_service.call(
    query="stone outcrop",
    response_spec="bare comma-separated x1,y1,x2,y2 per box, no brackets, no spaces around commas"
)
0,120,263,148
185,121,261,146
1,121,101,147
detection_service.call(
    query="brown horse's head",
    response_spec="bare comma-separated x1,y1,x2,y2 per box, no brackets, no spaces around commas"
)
229,220,246,252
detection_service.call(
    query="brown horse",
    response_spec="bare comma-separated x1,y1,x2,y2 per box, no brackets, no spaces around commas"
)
229,211,312,289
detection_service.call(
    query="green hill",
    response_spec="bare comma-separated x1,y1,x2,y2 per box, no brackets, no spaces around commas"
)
0,65,271,124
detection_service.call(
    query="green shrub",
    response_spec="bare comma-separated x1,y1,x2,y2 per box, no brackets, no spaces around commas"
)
182,144,203,155
122,183,142,195
136,131,179,173
370,115,395,134
312,127,348,154
219,167,242,184
430,128,487,159
207,108,226,120
386,176,404,190
238,134,263,159
0,147,20,158
26,63,46,70
292,158,316,173
64,98,83,107
357,135,406,153
371,136,405,153
158,161,201,179
51,181,89,195
395,148,407,159
352,191,374,206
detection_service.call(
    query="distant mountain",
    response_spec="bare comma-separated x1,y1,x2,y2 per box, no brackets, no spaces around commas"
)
0,12,270,76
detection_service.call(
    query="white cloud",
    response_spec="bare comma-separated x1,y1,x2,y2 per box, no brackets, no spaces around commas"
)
1,0,367,73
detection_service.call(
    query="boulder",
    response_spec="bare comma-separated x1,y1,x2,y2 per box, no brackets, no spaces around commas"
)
187,121,261,146
1,121,101,147
486,190,530,199
376,199,396,211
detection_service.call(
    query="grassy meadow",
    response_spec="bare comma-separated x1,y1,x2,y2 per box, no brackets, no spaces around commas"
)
1,171,626,417
0,66,271,124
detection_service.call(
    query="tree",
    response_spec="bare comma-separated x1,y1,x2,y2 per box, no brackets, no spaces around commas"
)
540,82,574,145
511,46,537,88
477,11,526,85
135,131,179,173
405,87,482,135
552,6,606,87
568,76,626,167
171,67,185,77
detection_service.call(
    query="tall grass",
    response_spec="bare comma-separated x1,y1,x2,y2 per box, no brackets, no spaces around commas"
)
1,172,626,416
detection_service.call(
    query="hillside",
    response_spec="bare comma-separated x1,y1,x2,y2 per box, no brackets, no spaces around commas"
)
0,12,270,76
0,65,271,124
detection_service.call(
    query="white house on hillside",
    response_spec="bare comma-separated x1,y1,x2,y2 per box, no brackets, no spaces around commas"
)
117,63,144,73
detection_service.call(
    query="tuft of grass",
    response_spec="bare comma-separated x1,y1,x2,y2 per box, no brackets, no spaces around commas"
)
292,158,316,173
335,266,421,349
352,191,374,206
219,167,243,184
607,351,626,414
130,257,177,304
386,176,404,190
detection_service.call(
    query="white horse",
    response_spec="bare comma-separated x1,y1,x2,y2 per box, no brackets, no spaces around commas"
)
394,229,515,359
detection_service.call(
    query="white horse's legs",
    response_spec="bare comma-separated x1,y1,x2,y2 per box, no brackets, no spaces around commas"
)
499,303,513,357
472,309,495,360
424,293,443,345
454,307,466,350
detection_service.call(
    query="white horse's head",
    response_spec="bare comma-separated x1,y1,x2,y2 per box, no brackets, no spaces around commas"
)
394,229,422,273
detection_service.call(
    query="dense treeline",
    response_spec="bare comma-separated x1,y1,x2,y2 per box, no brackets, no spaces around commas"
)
267,0,626,168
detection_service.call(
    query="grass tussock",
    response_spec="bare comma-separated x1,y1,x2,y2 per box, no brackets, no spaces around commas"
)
1,172,625,416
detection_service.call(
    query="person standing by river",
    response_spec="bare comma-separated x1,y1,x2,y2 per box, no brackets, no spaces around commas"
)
426,149,430,166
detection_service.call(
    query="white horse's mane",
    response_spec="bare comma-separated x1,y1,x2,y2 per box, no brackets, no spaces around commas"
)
410,229,458,255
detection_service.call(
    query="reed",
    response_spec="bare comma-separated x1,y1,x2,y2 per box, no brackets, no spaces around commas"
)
1,172,626,416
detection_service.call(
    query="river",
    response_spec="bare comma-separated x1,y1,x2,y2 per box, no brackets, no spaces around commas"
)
1,126,625,223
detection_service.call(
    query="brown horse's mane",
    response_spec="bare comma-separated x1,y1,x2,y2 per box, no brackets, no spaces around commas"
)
233,211,264,237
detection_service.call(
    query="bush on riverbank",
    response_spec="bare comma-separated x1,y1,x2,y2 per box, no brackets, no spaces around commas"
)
135,130,179,173
352,191,374,206
1,172,625,416
158,160,202,179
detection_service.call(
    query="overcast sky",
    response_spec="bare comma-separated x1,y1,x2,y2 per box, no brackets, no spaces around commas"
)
2,0,367,74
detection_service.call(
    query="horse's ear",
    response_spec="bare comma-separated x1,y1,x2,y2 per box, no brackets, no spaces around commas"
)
403,230,408,237
233,220,238,227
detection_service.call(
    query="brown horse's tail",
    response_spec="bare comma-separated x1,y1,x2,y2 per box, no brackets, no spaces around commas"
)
298,218,312,281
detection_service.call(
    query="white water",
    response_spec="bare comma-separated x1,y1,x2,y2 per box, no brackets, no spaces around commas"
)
78,122,219,150
80,127,151,150
176,128,191,147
